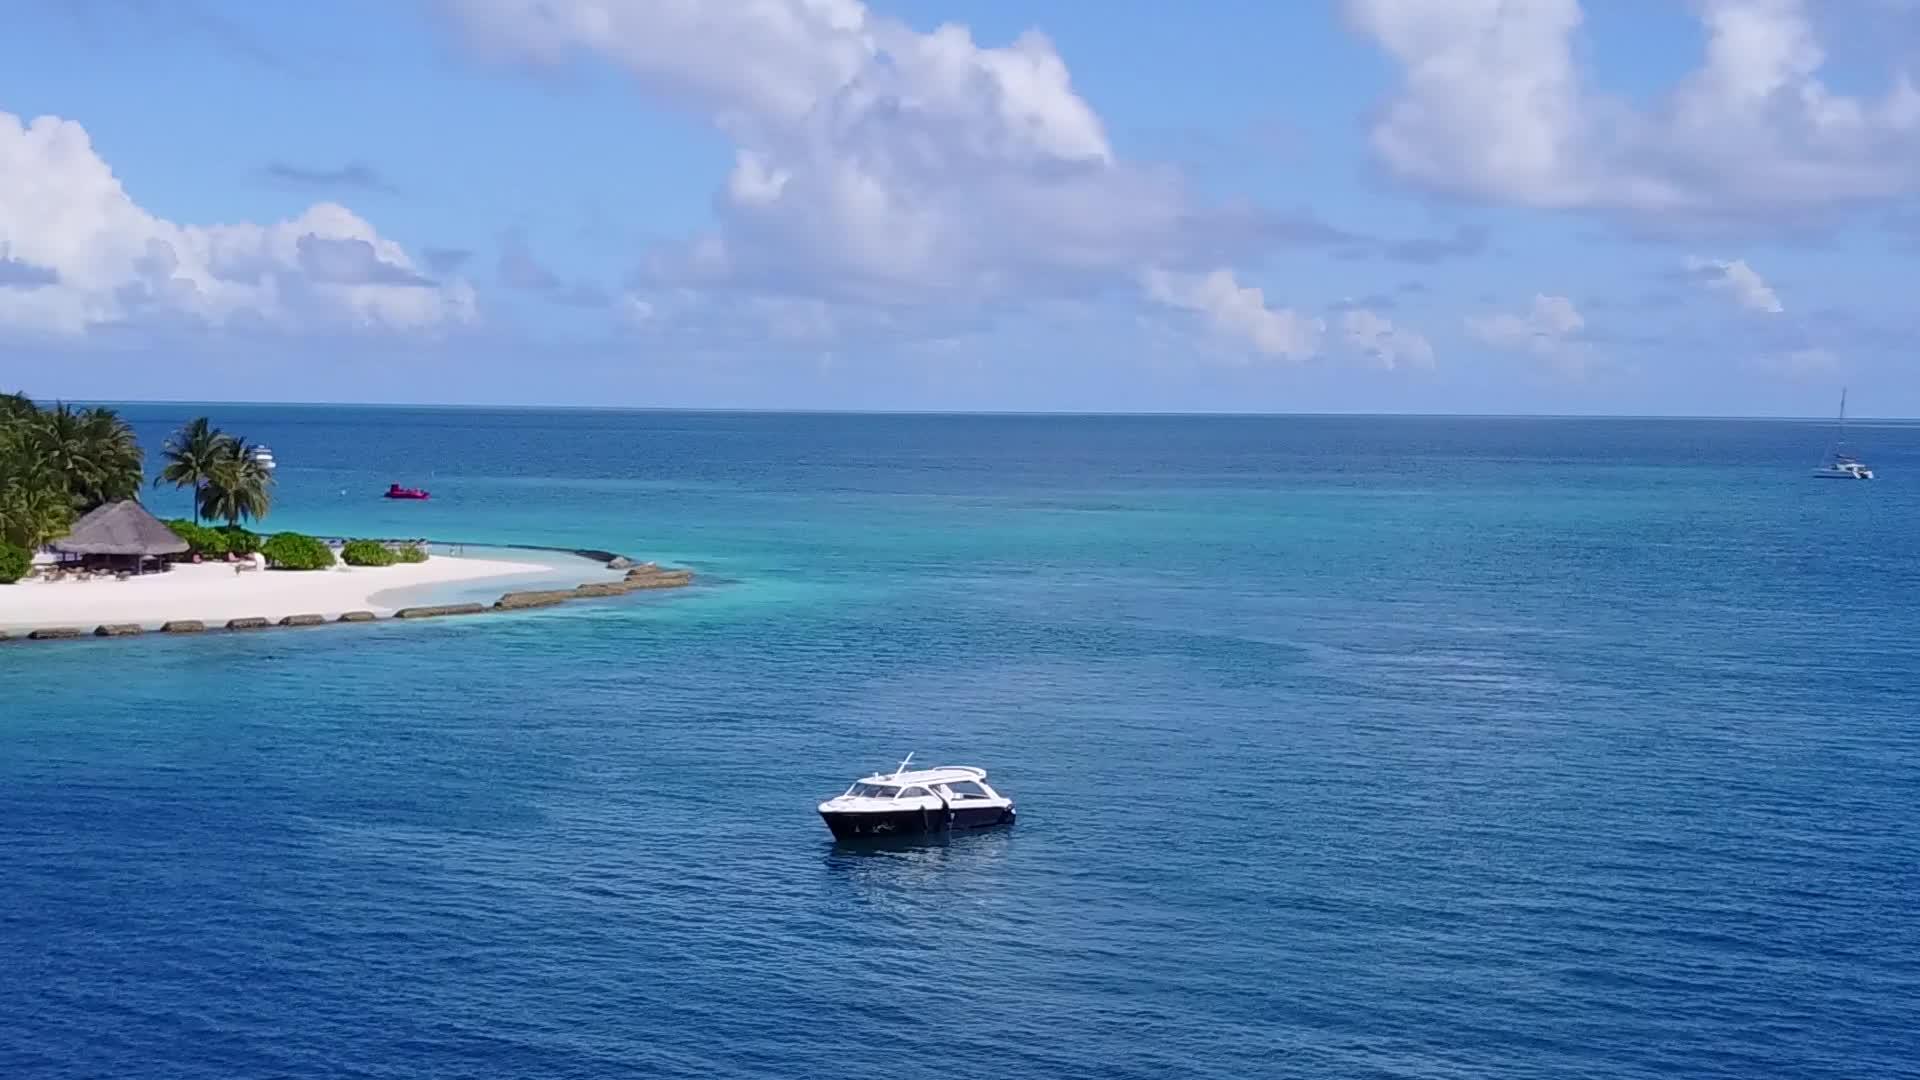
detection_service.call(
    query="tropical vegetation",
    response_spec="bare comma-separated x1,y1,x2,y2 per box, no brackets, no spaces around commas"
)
156,417,274,527
340,539,399,567
0,392,144,550
260,532,335,570
216,525,263,555
0,541,30,584
165,519,260,559
165,519,227,557
396,542,428,564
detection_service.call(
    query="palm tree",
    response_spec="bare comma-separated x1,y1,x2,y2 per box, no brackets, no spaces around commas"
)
155,417,231,525
78,406,143,507
0,426,74,549
199,436,273,527
32,404,142,511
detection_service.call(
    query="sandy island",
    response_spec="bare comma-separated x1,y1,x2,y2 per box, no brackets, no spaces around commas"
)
0,552,585,633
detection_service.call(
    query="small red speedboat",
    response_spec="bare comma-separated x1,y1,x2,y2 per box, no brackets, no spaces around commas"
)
384,483,430,500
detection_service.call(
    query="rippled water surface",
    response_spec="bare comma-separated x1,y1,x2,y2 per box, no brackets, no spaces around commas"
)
4,409,1919,1079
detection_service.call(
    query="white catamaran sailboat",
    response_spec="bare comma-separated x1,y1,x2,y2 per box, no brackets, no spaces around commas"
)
1812,389,1873,480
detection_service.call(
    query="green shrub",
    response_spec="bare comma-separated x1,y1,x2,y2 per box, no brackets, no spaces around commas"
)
395,543,428,564
165,519,229,558
215,525,261,555
260,532,335,570
340,539,398,567
0,542,30,584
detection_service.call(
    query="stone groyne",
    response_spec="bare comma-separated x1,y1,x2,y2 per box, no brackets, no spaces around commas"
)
3,559,694,646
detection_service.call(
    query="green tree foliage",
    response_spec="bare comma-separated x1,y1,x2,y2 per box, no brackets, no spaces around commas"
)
395,543,428,564
0,394,140,549
199,436,273,527
33,404,143,510
165,519,232,558
215,525,262,555
340,539,399,567
260,532,335,570
0,392,36,424
0,434,74,549
2,396,275,554
155,417,229,526
0,541,31,584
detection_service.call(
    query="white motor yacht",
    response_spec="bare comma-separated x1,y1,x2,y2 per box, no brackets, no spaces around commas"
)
817,755,1015,839
250,444,277,471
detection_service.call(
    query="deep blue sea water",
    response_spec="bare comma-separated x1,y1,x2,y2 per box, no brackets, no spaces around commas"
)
4,408,1919,1079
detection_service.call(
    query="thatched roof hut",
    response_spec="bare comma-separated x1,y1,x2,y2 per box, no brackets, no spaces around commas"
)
50,501,189,558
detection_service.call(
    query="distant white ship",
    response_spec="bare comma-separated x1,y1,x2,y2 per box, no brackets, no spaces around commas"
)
250,444,277,471
1811,390,1872,480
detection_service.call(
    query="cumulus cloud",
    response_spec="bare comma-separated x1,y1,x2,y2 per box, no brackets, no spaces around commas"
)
296,235,436,287
439,0,1344,330
1141,268,1324,361
0,110,474,338
1467,294,1592,372
1340,307,1434,369
1346,0,1920,218
0,245,59,289
1140,269,1433,368
1684,256,1783,313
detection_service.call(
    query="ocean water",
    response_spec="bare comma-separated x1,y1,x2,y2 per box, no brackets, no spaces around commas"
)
4,408,1918,1079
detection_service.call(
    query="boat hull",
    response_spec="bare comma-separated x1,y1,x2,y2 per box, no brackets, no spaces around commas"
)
820,804,1014,840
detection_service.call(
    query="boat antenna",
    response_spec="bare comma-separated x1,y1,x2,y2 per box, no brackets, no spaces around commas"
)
892,752,914,779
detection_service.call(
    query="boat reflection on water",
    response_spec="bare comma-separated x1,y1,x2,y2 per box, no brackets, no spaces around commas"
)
822,824,1018,900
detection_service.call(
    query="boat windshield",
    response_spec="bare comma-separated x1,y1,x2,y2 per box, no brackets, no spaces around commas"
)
847,783,900,798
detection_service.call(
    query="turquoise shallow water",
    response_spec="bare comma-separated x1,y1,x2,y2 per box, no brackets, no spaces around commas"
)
4,409,1919,1078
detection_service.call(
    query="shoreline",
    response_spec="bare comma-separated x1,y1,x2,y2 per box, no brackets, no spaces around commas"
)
307,537,639,566
0,545,695,640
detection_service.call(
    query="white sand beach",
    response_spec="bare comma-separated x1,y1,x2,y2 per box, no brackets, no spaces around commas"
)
0,552,572,632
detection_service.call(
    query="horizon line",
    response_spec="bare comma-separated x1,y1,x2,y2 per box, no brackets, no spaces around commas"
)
40,397,1920,423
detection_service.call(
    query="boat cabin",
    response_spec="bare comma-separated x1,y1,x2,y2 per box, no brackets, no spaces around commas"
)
839,766,1004,806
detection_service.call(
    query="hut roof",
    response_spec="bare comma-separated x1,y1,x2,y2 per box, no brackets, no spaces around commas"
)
50,500,190,556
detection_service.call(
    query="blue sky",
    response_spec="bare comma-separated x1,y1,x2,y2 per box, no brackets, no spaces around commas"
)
2,0,1919,415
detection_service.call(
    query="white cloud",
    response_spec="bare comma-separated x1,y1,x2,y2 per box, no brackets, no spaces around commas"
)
1346,0,1920,217
1685,256,1783,313
1340,307,1434,369
1141,268,1323,361
1140,270,1434,369
440,0,1327,323
1467,293,1592,373
0,110,474,338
